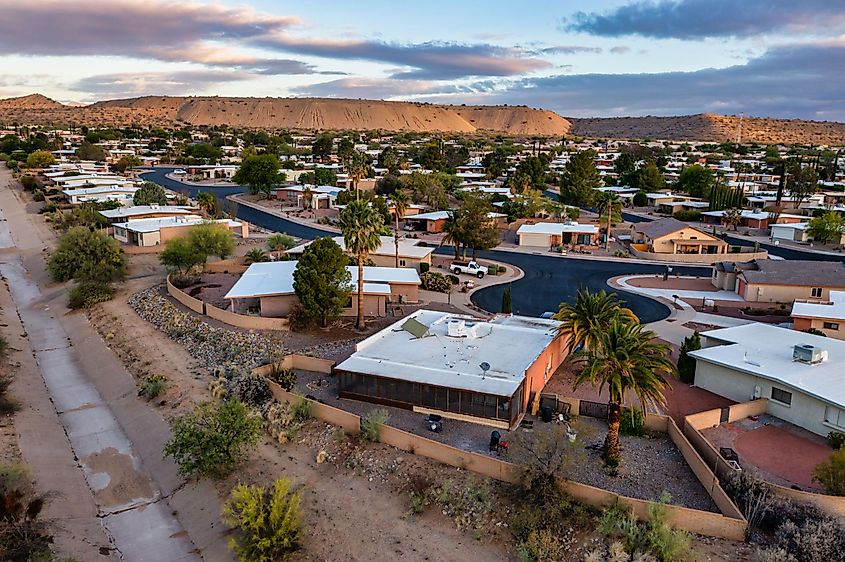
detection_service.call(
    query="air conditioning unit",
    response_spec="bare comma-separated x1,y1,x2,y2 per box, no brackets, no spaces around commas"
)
447,319,466,338
793,344,826,364
753,385,761,399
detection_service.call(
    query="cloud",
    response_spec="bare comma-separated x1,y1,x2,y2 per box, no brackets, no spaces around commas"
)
0,1,550,80
416,41,845,120
538,46,602,55
610,46,631,54
564,0,845,39
71,71,252,98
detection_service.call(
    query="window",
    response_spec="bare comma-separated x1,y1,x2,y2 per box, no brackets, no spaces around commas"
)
825,406,845,430
399,259,406,267
811,287,823,298
823,322,840,330
771,387,792,406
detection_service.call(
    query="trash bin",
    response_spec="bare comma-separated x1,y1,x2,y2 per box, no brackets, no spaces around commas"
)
540,405,553,423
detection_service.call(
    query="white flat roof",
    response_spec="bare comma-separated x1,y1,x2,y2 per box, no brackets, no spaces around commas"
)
288,236,434,259
100,205,195,219
517,222,599,235
335,309,562,396
224,261,419,299
63,185,138,196
121,216,238,234
690,323,845,409
792,291,845,322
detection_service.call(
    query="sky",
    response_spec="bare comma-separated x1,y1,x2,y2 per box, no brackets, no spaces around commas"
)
1,0,844,120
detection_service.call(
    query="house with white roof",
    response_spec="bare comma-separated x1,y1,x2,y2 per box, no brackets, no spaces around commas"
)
287,235,434,271
113,216,247,247
771,221,845,245
517,222,599,247
223,261,420,318
62,185,139,205
792,291,845,340
334,309,566,429
99,205,198,223
690,323,845,436
402,210,507,234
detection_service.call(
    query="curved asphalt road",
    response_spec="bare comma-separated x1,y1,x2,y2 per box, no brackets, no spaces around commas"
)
139,168,842,320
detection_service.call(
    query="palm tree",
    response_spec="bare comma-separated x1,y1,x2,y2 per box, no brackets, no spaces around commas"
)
554,288,638,354
302,185,313,210
196,192,216,217
339,200,384,330
571,319,677,466
244,248,269,264
391,190,410,267
440,212,463,261
349,152,370,201
596,191,622,251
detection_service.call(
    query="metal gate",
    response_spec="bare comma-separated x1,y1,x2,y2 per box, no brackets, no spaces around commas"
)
579,400,609,419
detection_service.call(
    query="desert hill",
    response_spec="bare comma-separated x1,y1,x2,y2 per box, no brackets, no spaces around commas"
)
568,113,845,146
2,94,845,144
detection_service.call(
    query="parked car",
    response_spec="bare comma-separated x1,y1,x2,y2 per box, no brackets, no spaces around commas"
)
451,260,486,278
173,169,187,175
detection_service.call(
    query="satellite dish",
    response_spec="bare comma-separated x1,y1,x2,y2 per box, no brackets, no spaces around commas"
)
479,362,490,378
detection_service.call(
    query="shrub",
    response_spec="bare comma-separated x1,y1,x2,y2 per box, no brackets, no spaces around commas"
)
229,374,273,409
773,518,845,562
828,431,845,450
418,262,430,273
620,407,645,436
38,203,58,214
498,265,507,273
221,478,302,562
170,274,200,289
266,399,312,442
267,365,296,391
163,400,262,479
138,374,167,400
487,264,498,276
673,210,703,222
521,529,566,561
420,271,452,293
678,331,701,383
598,494,693,562
244,248,269,264
633,191,648,206
812,447,845,496
67,282,114,309
0,462,53,561
361,409,389,442
446,274,460,285
286,304,311,332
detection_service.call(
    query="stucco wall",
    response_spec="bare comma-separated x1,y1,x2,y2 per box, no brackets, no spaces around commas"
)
523,334,568,412
694,362,834,436
389,283,419,303
166,276,205,314
792,317,845,340
742,282,845,303
630,246,767,264
259,294,297,317
649,229,721,254
205,302,289,330
369,253,430,271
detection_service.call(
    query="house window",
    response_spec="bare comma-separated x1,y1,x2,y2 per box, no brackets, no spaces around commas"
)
771,387,792,406
823,322,840,330
811,287,823,298
399,259,406,267
825,406,845,430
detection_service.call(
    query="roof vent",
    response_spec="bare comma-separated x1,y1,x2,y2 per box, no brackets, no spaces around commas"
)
793,344,827,365
447,319,466,338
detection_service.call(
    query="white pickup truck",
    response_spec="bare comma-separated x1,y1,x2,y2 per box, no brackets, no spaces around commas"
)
450,260,486,278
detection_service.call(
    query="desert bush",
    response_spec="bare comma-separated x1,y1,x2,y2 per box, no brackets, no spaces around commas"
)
360,409,389,442
67,282,114,309
229,374,273,409
170,274,200,289
828,431,845,450
0,461,53,561
138,374,167,400
446,274,460,285
419,262,430,273
266,399,312,442
38,203,58,214
420,271,452,293
812,447,845,496
286,304,311,332
267,365,296,391
672,210,702,222
773,518,845,562
722,470,773,536
221,478,302,562
597,494,692,562
620,407,645,436
0,373,18,416
520,528,567,561
164,400,262,479
432,478,495,532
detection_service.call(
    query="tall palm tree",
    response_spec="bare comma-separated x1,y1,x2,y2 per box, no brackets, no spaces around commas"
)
391,190,410,267
339,200,384,330
349,152,370,201
302,185,313,210
440,212,463,261
571,319,677,466
554,288,638,354
596,191,622,251
196,192,216,217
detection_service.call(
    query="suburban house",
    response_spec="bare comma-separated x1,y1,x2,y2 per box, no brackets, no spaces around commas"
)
223,261,420,318
274,185,344,209
645,192,692,207
516,222,599,247
770,222,845,245
402,210,508,234
334,310,566,429
690,323,845,437
629,217,728,257
113,216,247,247
185,165,238,179
702,210,808,230
62,185,139,206
658,200,709,215
791,291,845,340
287,235,434,271
99,205,198,223
729,260,845,302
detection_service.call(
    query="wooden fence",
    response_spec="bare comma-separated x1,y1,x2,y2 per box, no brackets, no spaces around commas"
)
264,382,747,540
